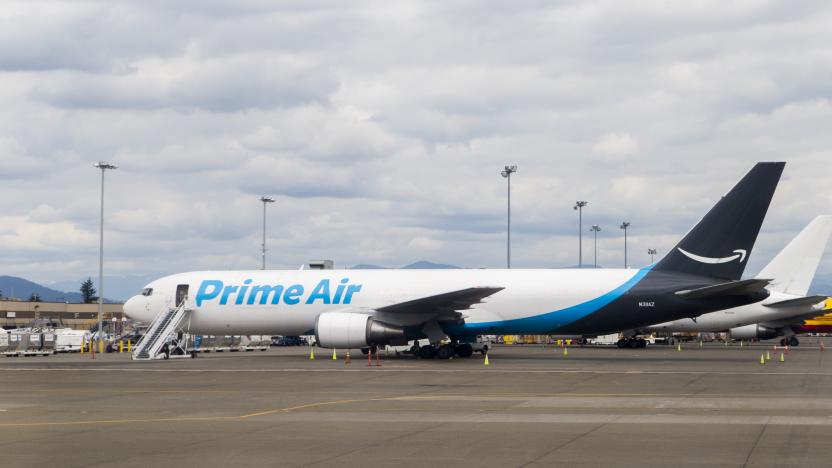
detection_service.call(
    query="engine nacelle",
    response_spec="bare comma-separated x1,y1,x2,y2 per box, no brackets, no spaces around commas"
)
314,312,407,349
729,324,779,340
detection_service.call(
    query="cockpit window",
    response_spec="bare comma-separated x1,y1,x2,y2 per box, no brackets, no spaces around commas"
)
141,288,153,297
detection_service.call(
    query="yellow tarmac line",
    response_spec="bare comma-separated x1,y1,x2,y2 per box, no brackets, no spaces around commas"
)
0,415,240,428
1,392,828,428
0,396,404,428
240,396,396,419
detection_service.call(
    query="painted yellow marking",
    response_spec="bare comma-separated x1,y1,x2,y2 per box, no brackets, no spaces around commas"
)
0,391,823,428
0,416,239,428
240,397,390,419
0,396,407,428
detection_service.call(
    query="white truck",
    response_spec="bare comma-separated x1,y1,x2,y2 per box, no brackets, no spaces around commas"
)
54,329,90,352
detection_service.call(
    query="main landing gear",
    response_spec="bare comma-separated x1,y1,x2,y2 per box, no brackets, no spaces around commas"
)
417,342,474,359
616,337,647,349
780,336,799,347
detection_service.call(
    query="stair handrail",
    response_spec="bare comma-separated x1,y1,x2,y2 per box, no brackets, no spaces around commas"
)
132,303,188,360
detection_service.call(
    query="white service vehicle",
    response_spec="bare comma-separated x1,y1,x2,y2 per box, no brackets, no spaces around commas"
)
54,328,90,352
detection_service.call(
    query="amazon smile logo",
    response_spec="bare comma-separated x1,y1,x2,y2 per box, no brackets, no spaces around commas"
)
677,248,747,264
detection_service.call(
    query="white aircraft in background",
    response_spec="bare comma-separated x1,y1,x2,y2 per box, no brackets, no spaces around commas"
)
124,163,785,360
641,215,832,347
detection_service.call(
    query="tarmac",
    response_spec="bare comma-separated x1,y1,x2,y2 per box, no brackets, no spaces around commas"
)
2,340,832,467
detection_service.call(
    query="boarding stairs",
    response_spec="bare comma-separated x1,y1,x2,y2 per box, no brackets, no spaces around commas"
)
132,303,189,360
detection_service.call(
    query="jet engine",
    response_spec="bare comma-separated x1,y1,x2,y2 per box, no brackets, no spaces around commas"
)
315,312,407,348
729,324,780,340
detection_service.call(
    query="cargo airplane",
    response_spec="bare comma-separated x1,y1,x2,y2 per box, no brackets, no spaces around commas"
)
125,163,784,359
640,215,832,347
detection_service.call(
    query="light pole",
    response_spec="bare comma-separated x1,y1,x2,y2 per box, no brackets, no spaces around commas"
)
590,225,601,268
93,161,117,347
620,221,631,268
259,196,276,270
573,201,588,267
500,165,517,268
648,248,657,264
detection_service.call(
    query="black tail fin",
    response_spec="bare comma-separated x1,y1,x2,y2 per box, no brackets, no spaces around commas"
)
652,162,785,280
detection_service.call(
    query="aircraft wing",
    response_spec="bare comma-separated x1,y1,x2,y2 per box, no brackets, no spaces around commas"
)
675,278,771,299
376,286,504,315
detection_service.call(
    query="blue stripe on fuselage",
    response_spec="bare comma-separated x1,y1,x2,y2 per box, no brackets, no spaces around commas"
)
444,267,652,335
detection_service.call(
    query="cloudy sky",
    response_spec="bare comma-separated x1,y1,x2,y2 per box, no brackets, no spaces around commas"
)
1,1,832,291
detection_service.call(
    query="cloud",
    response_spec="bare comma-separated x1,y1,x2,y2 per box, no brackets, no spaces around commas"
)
592,132,639,157
31,55,337,112
0,1,831,285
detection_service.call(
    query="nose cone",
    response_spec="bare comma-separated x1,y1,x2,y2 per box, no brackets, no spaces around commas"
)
123,296,144,320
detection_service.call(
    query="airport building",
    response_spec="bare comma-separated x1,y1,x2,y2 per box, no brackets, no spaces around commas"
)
0,300,124,330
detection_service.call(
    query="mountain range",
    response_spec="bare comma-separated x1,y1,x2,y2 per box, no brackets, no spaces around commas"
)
351,260,461,270
0,276,88,303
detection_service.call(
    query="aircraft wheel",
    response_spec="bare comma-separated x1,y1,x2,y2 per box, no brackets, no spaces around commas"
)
360,347,370,355
637,338,647,348
788,336,799,347
627,339,639,349
780,338,787,346
455,343,473,358
419,345,436,359
616,339,627,349
437,345,454,359
410,344,420,355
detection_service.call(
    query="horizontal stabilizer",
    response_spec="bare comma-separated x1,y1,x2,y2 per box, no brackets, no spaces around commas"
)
377,286,504,314
675,278,771,299
763,295,828,308
761,311,826,329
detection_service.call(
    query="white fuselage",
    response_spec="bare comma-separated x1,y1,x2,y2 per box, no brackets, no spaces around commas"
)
124,268,646,336
644,291,824,333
